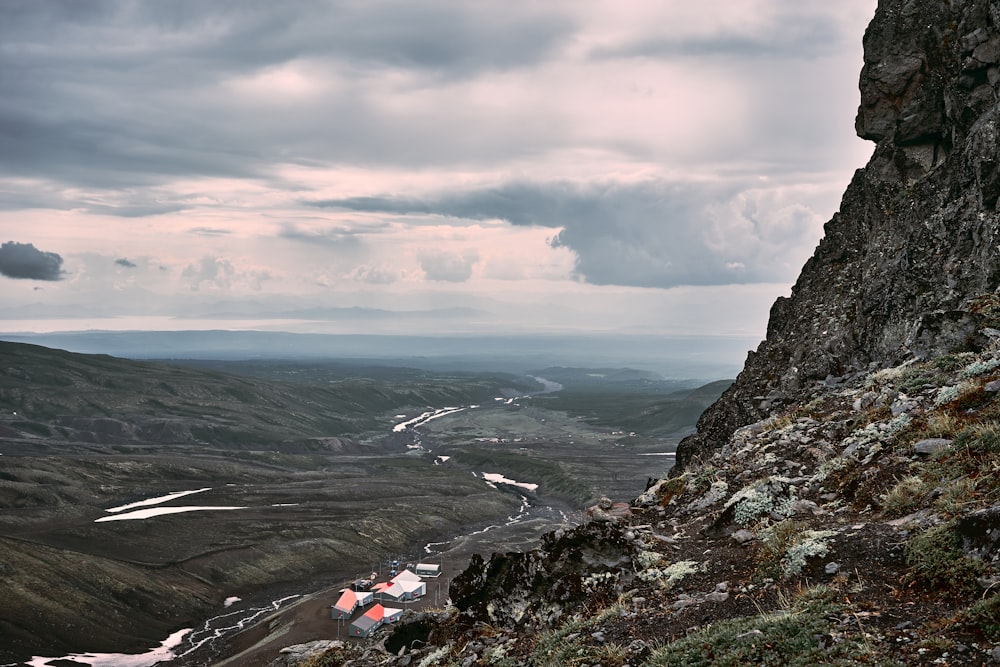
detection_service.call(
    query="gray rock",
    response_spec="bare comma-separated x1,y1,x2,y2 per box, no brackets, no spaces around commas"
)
588,507,613,523
913,438,952,455
274,640,344,667
790,499,826,516
985,380,1000,393
825,562,841,575
731,529,756,544
891,396,918,416
956,504,1000,560
888,508,943,530
705,591,729,603
854,391,878,411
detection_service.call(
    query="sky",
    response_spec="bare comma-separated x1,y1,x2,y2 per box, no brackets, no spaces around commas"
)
0,0,877,340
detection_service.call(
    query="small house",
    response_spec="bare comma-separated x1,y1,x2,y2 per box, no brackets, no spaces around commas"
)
382,606,403,623
332,589,358,620
396,578,425,600
415,563,441,577
393,569,422,584
333,588,374,619
373,582,406,603
350,603,385,638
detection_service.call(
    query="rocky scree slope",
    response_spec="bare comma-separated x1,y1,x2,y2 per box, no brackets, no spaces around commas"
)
282,0,1000,665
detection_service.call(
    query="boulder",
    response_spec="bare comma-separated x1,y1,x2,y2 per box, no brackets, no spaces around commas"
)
913,438,952,456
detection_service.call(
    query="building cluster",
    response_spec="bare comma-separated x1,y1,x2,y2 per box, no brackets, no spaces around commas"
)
332,562,441,638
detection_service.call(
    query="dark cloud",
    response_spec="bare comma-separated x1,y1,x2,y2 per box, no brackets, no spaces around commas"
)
115,258,136,268
314,180,824,288
0,241,65,280
189,228,232,237
0,1,574,192
308,184,594,226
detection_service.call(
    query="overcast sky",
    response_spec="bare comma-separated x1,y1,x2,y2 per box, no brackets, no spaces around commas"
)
0,0,876,341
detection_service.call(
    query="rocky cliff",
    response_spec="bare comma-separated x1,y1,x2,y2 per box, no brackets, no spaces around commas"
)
675,0,1000,472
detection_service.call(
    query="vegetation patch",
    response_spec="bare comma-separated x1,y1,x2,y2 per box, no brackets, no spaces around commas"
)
756,520,837,579
530,602,628,666
952,593,1000,641
646,587,894,666
903,523,985,594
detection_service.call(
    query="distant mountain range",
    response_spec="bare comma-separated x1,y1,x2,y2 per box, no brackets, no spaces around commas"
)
0,329,754,379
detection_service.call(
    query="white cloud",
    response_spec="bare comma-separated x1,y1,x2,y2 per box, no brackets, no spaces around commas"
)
418,248,480,282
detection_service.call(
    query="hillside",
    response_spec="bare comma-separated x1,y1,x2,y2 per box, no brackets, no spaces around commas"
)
290,1,1000,665
0,341,531,449
0,340,725,664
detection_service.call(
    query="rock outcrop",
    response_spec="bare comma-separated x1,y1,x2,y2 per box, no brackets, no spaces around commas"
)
676,0,1000,472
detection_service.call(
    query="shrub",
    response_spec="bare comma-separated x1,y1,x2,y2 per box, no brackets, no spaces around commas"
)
904,523,985,593
954,594,1000,640
933,476,978,516
961,357,1000,378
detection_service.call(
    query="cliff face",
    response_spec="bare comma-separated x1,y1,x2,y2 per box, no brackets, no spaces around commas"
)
675,0,1000,471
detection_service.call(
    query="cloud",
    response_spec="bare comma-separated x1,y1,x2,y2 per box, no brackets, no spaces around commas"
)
189,228,233,237
0,1,574,192
182,256,237,291
279,223,376,247
349,264,403,285
312,180,830,288
115,258,136,268
589,4,849,62
181,256,274,292
0,241,65,280
418,248,480,282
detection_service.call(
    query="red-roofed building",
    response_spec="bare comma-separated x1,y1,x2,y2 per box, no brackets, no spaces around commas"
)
350,603,386,638
331,588,373,620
